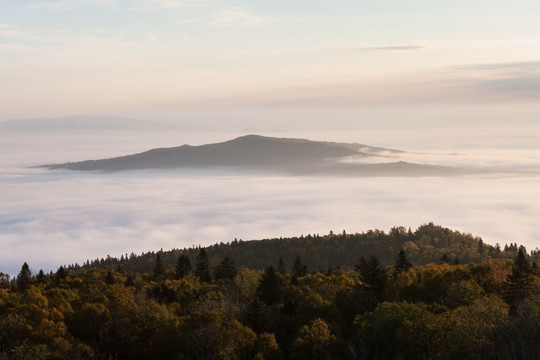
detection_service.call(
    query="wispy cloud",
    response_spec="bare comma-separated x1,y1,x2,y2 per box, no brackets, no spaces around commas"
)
208,9,284,27
355,45,426,51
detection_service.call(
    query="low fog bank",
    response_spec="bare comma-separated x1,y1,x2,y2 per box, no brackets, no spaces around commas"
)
1,127,540,275
1,170,540,276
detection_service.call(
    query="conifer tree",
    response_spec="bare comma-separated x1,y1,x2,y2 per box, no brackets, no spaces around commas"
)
256,266,286,306
36,269,45,283
292,255,307,277
56,265,66,281
153,253,165,278
214,256,237,281
355,255,387,300
277,257,287,274
504,247,533,313
440,253,450,264
394,249,412,276
195,248,212,282
175,254,191,279
245,298,270,333
16,262,32,291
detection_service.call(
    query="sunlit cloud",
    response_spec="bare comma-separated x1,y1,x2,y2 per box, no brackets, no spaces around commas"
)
208,9,284,27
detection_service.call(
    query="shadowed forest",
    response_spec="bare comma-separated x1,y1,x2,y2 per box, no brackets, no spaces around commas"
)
1,224,539,359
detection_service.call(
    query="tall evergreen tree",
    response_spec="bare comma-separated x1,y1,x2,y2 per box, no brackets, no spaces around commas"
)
195,248,212,282
16,262,32,291
175,254,192,279
153,253,165,278
355,255,387,300
256,266,286,306
504,247,533,313
277,257,287,274
394,249,412,276
245,298,270,334
214,256,238,281
292,255,307,277
440,253,450,264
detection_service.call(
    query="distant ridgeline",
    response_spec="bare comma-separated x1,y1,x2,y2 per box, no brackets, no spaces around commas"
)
69,223,540,274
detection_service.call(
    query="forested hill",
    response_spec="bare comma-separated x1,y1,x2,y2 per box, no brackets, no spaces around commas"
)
72,223,539,274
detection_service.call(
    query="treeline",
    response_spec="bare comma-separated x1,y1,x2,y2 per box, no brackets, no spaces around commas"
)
1,246,539,359
71,223,540,274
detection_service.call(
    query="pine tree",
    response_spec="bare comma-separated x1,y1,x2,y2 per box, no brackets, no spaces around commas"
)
56,265,66,281
214,256,238,281
256,266,286,306
394,249,412,276
292,255,307,277
195,248,212,282
175,255,191,279
105,269,114,285
277,257,287,274
504,247,533,313
16,262,32,291
440,253,450,264
245,298,270,333
36,269,45,283
355,255,387,300
153,253,165,278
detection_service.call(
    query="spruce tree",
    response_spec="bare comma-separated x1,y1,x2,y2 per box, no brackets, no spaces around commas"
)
394,249,412,276
153,253,165,278
277,257,287,274
355,255,387,300
214,256,237,281
175,255,191,279
16,262,32,291
504,247,533,313
292,255,307,277
195,248,212,282
256,266,286,306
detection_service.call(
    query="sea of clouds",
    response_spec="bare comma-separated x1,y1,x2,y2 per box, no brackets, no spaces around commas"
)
1,128,540,276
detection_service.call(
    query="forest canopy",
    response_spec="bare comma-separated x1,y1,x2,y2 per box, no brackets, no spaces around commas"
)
1,223,539,359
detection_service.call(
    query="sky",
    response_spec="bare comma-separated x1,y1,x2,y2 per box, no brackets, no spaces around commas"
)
1,0,539,127
1,1,540,275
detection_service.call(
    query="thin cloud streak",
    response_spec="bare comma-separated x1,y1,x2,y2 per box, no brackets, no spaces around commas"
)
355,45,426,51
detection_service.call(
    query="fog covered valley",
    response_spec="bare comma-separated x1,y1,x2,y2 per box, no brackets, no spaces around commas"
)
1,116,540,275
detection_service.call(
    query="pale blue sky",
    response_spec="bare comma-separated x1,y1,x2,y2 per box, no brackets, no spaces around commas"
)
1,0,539,125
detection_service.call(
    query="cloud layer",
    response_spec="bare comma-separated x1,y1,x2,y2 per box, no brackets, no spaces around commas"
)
1,129,539,276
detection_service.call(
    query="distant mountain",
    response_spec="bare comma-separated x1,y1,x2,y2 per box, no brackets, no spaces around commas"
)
0,115,192,132
44,135,464,176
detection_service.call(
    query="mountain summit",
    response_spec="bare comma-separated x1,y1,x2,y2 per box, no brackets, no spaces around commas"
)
43,135,461,176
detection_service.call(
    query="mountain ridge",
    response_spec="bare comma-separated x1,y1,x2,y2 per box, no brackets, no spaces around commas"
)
43,134,464,176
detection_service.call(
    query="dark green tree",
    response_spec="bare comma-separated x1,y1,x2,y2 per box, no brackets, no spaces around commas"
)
277,257,287,274
504,247,533,313
175,254,191,279
245,298,270,334
56,265,66,281
16,262,32,291
440,253,450,264
105,269,114,284
36,269,45,283
153,253,165,278
214,256,238,282
195,248,212,283
256,266,286,306
292,255,307,277
355,255,387,300
394,249,412,276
